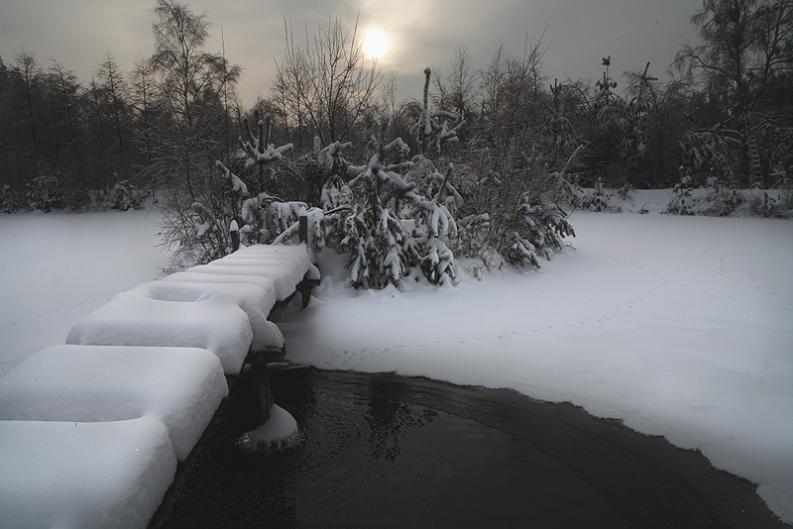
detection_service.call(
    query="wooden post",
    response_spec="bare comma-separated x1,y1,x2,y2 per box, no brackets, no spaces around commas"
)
298,215,308,244
230,220,240,253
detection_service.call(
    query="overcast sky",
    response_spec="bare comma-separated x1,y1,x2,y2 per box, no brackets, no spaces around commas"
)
0,0,702,105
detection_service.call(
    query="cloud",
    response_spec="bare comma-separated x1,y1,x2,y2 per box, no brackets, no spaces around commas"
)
0,0,700,105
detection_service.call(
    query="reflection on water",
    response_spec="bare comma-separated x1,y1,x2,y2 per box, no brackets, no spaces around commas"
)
152,368,787,529
364,377,437,462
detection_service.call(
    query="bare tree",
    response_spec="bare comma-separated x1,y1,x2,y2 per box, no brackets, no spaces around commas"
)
435,45,478,118
97,53,130,179
129,57,158,168
274,17,381,146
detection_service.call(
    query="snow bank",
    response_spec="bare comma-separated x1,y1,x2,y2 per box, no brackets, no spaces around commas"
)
0,417,176,529
136,280,283,352
280,212,793,522
0,345,227,460
65,289,253,374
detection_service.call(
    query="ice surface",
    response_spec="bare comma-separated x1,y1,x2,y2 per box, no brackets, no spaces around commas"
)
65,288,253,374
281,212,793,522
0,417,176,529
0,211,168,371
136,280,283,352
0,345,227,460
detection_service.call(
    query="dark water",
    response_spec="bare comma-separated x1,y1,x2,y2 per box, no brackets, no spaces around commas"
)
151,368,787,529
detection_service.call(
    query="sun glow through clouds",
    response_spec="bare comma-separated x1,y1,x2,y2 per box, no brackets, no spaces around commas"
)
362,27,390,59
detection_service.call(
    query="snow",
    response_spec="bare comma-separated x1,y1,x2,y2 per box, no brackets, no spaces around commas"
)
189,243,315,300
0,345,227,460
138,279,284,352
0,211,168,371
65,287,253,374
280,212,793,522
1,208,790,521
0,416,176,529
247,404,299,445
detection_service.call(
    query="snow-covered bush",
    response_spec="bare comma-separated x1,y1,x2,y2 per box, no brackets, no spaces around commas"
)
579,178,620,212
1,185,18,214
455,213,491,259
679,130,738,185
26,175,63,212
747,190,793,219
109,180,143,211
665,170,696,215
502,193,575,269
697,179,743,216
617,183,633,200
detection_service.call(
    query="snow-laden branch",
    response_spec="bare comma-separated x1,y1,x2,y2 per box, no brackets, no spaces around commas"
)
215,160,248,194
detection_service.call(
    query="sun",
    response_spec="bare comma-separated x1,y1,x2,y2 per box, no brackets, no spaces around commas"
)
362,27,390,60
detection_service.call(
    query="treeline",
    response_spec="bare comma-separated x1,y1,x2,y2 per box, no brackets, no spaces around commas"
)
1,0,792,218
0,1,243,213
0,52,161,211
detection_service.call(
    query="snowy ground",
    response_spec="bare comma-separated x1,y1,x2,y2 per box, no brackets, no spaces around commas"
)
280,211,793,522
1,205,791,522
0,211,169,372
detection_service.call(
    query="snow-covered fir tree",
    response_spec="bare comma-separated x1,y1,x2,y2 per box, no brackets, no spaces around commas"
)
331,100,463,288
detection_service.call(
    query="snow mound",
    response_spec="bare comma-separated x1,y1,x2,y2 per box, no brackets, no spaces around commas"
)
136,280,283,352
0,417,176,529
65,289,253,374
0,345,227,460
245,404,299,450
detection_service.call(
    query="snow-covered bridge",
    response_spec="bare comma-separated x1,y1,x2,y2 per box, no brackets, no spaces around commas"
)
0,242,318,529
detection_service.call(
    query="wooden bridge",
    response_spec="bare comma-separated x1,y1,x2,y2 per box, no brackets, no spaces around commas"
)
0,222,319,529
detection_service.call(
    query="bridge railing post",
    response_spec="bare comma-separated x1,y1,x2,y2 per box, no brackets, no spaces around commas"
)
298,215,308,245
230,220,240,253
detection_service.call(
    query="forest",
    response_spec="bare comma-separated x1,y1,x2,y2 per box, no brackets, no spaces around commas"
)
1,0,792,286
